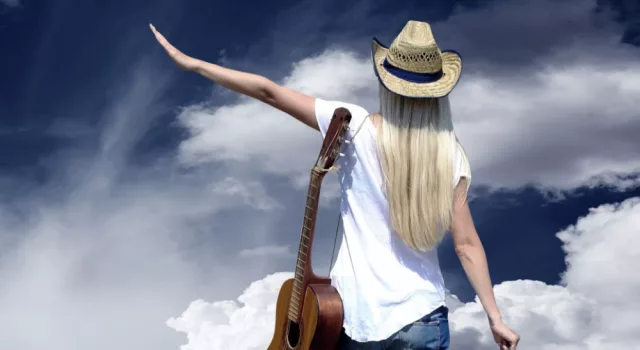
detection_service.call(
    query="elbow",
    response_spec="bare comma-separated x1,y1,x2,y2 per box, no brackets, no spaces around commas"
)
453,236,482,258
454,243,472,259
454,243,480,266
257,78,277,105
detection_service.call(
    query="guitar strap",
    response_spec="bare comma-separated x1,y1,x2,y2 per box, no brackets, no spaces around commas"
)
327,112,372,274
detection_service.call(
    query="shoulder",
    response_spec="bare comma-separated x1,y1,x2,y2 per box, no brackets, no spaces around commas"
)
315,98,370,119
315,98,370,137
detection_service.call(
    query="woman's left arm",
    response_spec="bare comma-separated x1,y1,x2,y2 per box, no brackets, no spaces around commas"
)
150,24,319,130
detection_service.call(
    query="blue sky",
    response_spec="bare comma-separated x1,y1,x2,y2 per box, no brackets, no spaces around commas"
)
1,0,640,349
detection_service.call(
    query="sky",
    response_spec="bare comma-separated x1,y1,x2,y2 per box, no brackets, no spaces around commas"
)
0,0,639,349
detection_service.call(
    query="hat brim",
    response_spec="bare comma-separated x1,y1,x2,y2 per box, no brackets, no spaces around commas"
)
372,38,462,98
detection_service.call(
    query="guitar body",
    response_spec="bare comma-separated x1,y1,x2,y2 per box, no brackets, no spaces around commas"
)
268,277,343,350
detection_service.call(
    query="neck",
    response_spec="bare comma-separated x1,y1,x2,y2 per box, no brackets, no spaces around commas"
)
287,168,324,322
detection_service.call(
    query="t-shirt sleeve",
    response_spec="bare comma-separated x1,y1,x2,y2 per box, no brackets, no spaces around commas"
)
454,143,472,192
315,98,363,138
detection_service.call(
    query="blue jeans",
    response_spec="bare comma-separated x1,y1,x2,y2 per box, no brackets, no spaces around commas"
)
337,306,450,350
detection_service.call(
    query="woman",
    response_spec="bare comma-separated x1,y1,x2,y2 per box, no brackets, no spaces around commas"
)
150,20,520,350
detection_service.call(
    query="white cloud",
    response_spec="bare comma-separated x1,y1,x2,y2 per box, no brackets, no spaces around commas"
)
166,272,291,350
0,60,283,350
168,197,640,349
212,177,283,211
238,245,292,258
176,50,376,191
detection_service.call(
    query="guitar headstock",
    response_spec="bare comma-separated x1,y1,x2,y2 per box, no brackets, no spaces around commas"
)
315,107,352,171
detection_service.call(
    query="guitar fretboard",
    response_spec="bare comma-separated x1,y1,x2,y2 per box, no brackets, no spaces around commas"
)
287,169,323,322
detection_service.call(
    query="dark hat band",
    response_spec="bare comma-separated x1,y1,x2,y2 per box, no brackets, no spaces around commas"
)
382,59,444,83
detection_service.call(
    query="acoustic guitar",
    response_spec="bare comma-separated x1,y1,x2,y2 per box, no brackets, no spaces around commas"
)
268,108,352,350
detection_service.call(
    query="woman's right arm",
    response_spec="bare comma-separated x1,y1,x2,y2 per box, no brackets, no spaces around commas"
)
149,24,319,131
450,178,520,350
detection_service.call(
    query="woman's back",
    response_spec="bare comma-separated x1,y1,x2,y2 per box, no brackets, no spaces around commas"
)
315,98,470,342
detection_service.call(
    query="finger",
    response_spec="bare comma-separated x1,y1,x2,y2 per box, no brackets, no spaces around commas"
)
154,32,174,52
150,24,163,40
149,25,168,45
147,24,181,57
157,33,174,50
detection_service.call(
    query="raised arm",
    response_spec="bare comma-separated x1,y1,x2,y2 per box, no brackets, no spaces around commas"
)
451,178,520,350
149,24,318,130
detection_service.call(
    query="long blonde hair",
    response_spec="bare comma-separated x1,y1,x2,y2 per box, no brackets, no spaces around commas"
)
375,83,464,251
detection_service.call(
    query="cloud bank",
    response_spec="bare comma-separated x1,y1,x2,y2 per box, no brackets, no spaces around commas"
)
0,61,282,350
169,197,640,349
177,1,640,192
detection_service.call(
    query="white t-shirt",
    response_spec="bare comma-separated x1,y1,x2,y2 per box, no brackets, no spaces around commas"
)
314,98,471,342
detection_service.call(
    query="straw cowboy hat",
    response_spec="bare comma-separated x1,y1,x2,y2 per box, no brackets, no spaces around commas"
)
372,20,462,98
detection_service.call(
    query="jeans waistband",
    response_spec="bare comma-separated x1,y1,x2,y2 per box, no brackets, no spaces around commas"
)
418,305,449,322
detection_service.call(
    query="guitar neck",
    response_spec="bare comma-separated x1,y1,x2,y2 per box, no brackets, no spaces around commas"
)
287,168,324,322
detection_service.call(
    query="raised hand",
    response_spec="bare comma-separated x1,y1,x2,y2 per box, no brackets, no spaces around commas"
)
149,23,199,71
